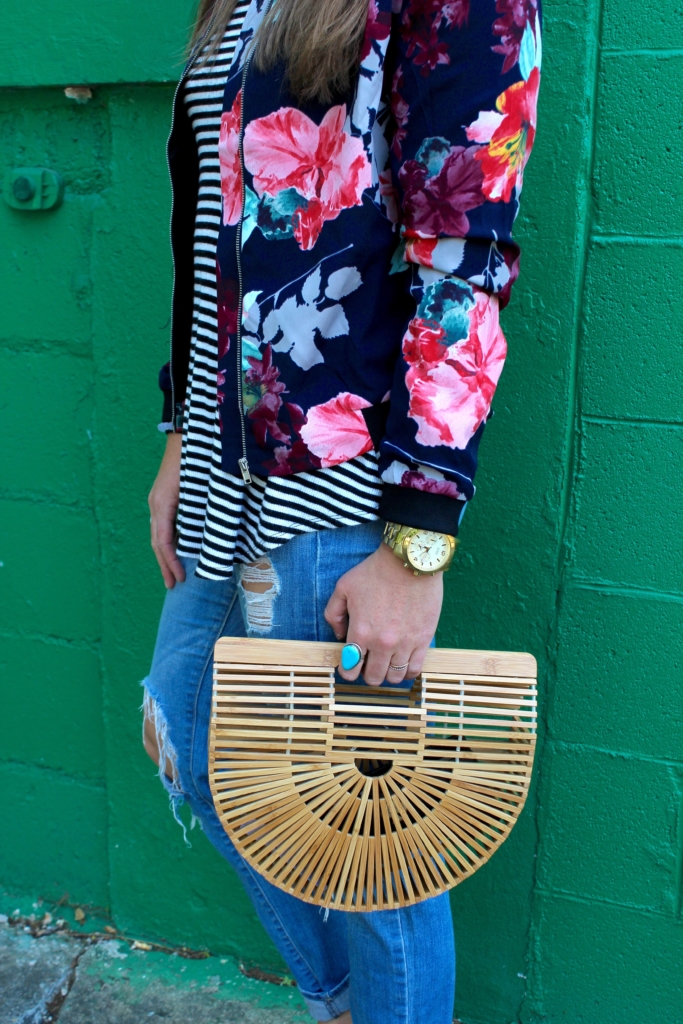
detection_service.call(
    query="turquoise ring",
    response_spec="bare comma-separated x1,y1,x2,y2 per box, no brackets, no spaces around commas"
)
340,643,364,671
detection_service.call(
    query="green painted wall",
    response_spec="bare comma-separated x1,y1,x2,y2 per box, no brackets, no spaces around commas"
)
1,2,681,1021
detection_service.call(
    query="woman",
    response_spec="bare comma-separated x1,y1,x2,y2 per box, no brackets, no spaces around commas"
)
144,1,542,1021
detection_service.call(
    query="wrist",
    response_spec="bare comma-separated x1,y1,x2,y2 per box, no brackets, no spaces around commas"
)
373,541,440,583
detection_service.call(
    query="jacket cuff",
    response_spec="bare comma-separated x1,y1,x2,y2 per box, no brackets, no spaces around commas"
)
158,400,184,434
160,387,173,425
378,484,466,536
159,361,172,392
158,363,185,433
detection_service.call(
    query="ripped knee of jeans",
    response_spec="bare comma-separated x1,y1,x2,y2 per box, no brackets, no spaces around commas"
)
141,686,196,846
238,559,280,634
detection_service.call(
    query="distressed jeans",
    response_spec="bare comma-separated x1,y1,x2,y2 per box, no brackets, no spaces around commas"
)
142,521,455,1024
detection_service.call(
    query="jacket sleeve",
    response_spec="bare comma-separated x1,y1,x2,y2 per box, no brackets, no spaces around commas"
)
158,63,200,435
158,362,184,434
159,362,172,431
377,0,542,534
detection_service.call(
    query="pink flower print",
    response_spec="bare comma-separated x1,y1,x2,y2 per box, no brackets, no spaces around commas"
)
442,0,470,26
391,67,410,158
299,392,374,467
216,261,238,359
382,459,466,498
317,107,371,216
265,403,322,475
412,29,450,74
404,237,437,268
361,0,392,61
292,199,326,251
402,0,469,33
243,104,371,249
216,369,226,405
244,345,289,446
399,145,484,238
244,107,320,197
403,291,507,449
401,0,469,76
402,470,465,499
465,67,539,202
219,91,243,226
405,237,467,276
492,0,539,74
266,439,322,475
379,170,399,224
403,317,449,372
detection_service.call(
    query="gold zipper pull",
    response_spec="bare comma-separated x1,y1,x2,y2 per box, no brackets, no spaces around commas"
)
238,457,252,484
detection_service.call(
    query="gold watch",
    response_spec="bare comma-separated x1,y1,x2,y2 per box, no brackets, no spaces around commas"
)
382,521,458,576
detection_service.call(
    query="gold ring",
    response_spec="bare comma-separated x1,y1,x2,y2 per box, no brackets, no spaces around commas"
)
389,663,408,672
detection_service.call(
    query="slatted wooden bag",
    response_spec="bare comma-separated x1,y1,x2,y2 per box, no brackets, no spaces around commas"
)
210,638,537,911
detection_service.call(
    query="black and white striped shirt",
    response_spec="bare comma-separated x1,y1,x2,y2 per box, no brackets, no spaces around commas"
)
176,3,382,580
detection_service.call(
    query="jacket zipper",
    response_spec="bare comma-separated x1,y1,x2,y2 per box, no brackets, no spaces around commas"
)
235,1,272,484
167,49,200,434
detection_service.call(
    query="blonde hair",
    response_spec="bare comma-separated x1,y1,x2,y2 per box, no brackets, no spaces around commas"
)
191,0,370,104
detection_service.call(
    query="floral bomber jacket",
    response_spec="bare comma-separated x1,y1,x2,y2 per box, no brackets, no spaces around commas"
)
163,0,542,534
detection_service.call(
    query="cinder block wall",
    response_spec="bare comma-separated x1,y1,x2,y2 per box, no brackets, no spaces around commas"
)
1,3,681,1021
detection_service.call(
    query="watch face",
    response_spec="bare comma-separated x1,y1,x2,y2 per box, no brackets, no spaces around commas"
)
405,531,452,573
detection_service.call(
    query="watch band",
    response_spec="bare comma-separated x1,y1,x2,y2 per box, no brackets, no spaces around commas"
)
382,521,458,575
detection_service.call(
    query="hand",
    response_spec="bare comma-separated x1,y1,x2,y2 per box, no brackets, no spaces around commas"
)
148,433,185,589
324,541,443,686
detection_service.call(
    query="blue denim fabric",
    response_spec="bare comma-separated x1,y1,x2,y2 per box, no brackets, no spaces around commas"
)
143,521,455,1023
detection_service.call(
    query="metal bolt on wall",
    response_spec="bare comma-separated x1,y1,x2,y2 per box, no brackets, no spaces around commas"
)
3,168,64,211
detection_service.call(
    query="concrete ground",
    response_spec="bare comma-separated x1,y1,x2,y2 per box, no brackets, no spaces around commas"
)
0,915,309,1024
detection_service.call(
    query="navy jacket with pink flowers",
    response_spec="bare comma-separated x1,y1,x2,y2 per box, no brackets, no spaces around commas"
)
163,0,542,534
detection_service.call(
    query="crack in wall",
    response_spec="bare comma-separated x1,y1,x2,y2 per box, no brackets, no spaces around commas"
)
0,628,101,651
533,886,674,918
0,489,96,512
1,758,107,787
568,578,683,604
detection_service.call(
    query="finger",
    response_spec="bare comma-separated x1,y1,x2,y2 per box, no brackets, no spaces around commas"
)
151,535,176,589
406,644,431,681
324,586,349,641
160,541,185,584
362,646,391,687
337,629,368,682
385,651,413,684
151,518,184,588
152,542,177,589
154,514,186,584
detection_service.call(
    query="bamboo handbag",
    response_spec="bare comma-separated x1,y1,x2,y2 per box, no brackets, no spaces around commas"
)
210,638,537,911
